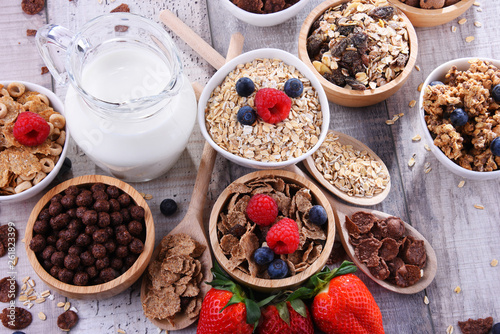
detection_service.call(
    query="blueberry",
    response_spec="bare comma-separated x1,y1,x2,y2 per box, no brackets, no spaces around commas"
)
160,199,177,216
449,108,468,127
308,205,327,225
429,81,444,86
492,84,500,102
253,247,274,265
284,78,304,98
13,332,26,334
491,137,500,156
492,323,500,334
235,77,255,97
237,106,257,126
268,259,288,279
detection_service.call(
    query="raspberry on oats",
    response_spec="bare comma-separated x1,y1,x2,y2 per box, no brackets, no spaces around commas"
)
13,112,50,147
254,88,291,124
246,194,278,226
266,218,300,255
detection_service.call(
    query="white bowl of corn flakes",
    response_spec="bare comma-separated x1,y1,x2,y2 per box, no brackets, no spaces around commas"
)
198,48,330,169
418,58,500,180
0,81,69,203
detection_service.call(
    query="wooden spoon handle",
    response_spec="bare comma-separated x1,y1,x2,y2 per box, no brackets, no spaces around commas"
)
159,9,226,70
186,33,245,223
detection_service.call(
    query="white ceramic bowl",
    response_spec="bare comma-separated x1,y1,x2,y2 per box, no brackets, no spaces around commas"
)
198,48,330,169
418,58,500,180
0,81,70,203
220,0,311,27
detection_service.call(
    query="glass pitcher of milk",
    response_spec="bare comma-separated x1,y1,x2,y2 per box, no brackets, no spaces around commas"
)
36,13,197,182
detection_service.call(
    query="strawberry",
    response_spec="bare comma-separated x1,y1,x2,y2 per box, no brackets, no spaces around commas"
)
288,261,384,334
256,300,314,334
197,263,271,334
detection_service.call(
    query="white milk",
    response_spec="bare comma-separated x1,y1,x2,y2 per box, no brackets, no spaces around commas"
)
65,45,196,182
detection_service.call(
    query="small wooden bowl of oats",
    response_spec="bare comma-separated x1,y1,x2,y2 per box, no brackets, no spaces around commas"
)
0,81,70,203
387,0,475,27
298,0,418,107
198,48,330,169
209,169,336,292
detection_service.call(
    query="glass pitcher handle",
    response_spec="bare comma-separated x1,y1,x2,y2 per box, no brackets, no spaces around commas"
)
35,24,74,85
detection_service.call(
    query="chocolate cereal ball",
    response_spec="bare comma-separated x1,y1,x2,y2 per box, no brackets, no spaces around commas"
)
117,193,131,207
120,208,131,223
93,229,109,244
43,259,54,271
56,238,71,252
103,240,116,254
115,245,129,258
127,221,143,236
49,201,63,216
62,228,79,242
80,251,95,267
67,219,83,232
76,207,87,219
76,189,93,207
110,212,123,226
67,245,83,257
73,272,89,286
82,210,98,226
100,268,117,282
128,238,144,254
65,185,80,196
110,258,123,271
51,251,66,267
41,245,56,261
33,220,50,235
91,244,107,259
116,229,132,245
85,225,99,236
51,193,64,204
129,205,145,221
109,199,120,212
50,214,68,231
86,266,98,279
29,234,46,252
94,199,110,213
124,254,138,269
64,254,80,271
58,268,74,284
38,208,51,221
75,233,92,247
95,257,110,271
50,266,62,278
46,234,57,246
98,212,110,228
91,183,106,193
92,190,108,201
67,208,77,218
106,185,120,199
60,194,76,209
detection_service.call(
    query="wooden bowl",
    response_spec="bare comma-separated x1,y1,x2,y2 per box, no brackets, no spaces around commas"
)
387,0,475,27
209,170,335,292
298,0,418,107
25,175,155,300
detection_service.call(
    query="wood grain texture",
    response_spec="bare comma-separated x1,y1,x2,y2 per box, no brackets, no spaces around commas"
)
1,0,499,333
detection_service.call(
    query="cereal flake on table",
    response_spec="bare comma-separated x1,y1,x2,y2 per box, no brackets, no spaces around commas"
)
307,0,410,90
312,132,389,198
423,59,500,172
205,58,322,162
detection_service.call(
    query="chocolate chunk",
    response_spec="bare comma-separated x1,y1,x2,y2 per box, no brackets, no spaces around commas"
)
21,0,45,15
458,317,493,334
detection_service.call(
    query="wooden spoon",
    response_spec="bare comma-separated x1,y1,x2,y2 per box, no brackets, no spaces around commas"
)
303,130,391,206
285,164,437,294
139,27,244,330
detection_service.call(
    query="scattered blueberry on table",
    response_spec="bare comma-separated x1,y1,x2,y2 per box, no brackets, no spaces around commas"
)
160,199,178,216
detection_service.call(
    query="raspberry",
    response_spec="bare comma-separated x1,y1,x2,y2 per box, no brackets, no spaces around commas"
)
254,88,292,124
246,194,278,226
266,218,300,255
13,112,50,146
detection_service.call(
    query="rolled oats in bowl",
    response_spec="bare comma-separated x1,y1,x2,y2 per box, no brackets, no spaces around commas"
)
204,57,324,163
422,59,500,172
307,0,410,90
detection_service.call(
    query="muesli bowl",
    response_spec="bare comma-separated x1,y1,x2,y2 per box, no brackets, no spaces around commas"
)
220,0,312,27
209,169,336,292
387,0,475,27
418,57,500,180
0,81,70,204
298,0,418,107
25,175,155,299
198,48,330,169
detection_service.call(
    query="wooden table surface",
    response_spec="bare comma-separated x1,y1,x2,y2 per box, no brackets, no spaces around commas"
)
1,0,499,333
